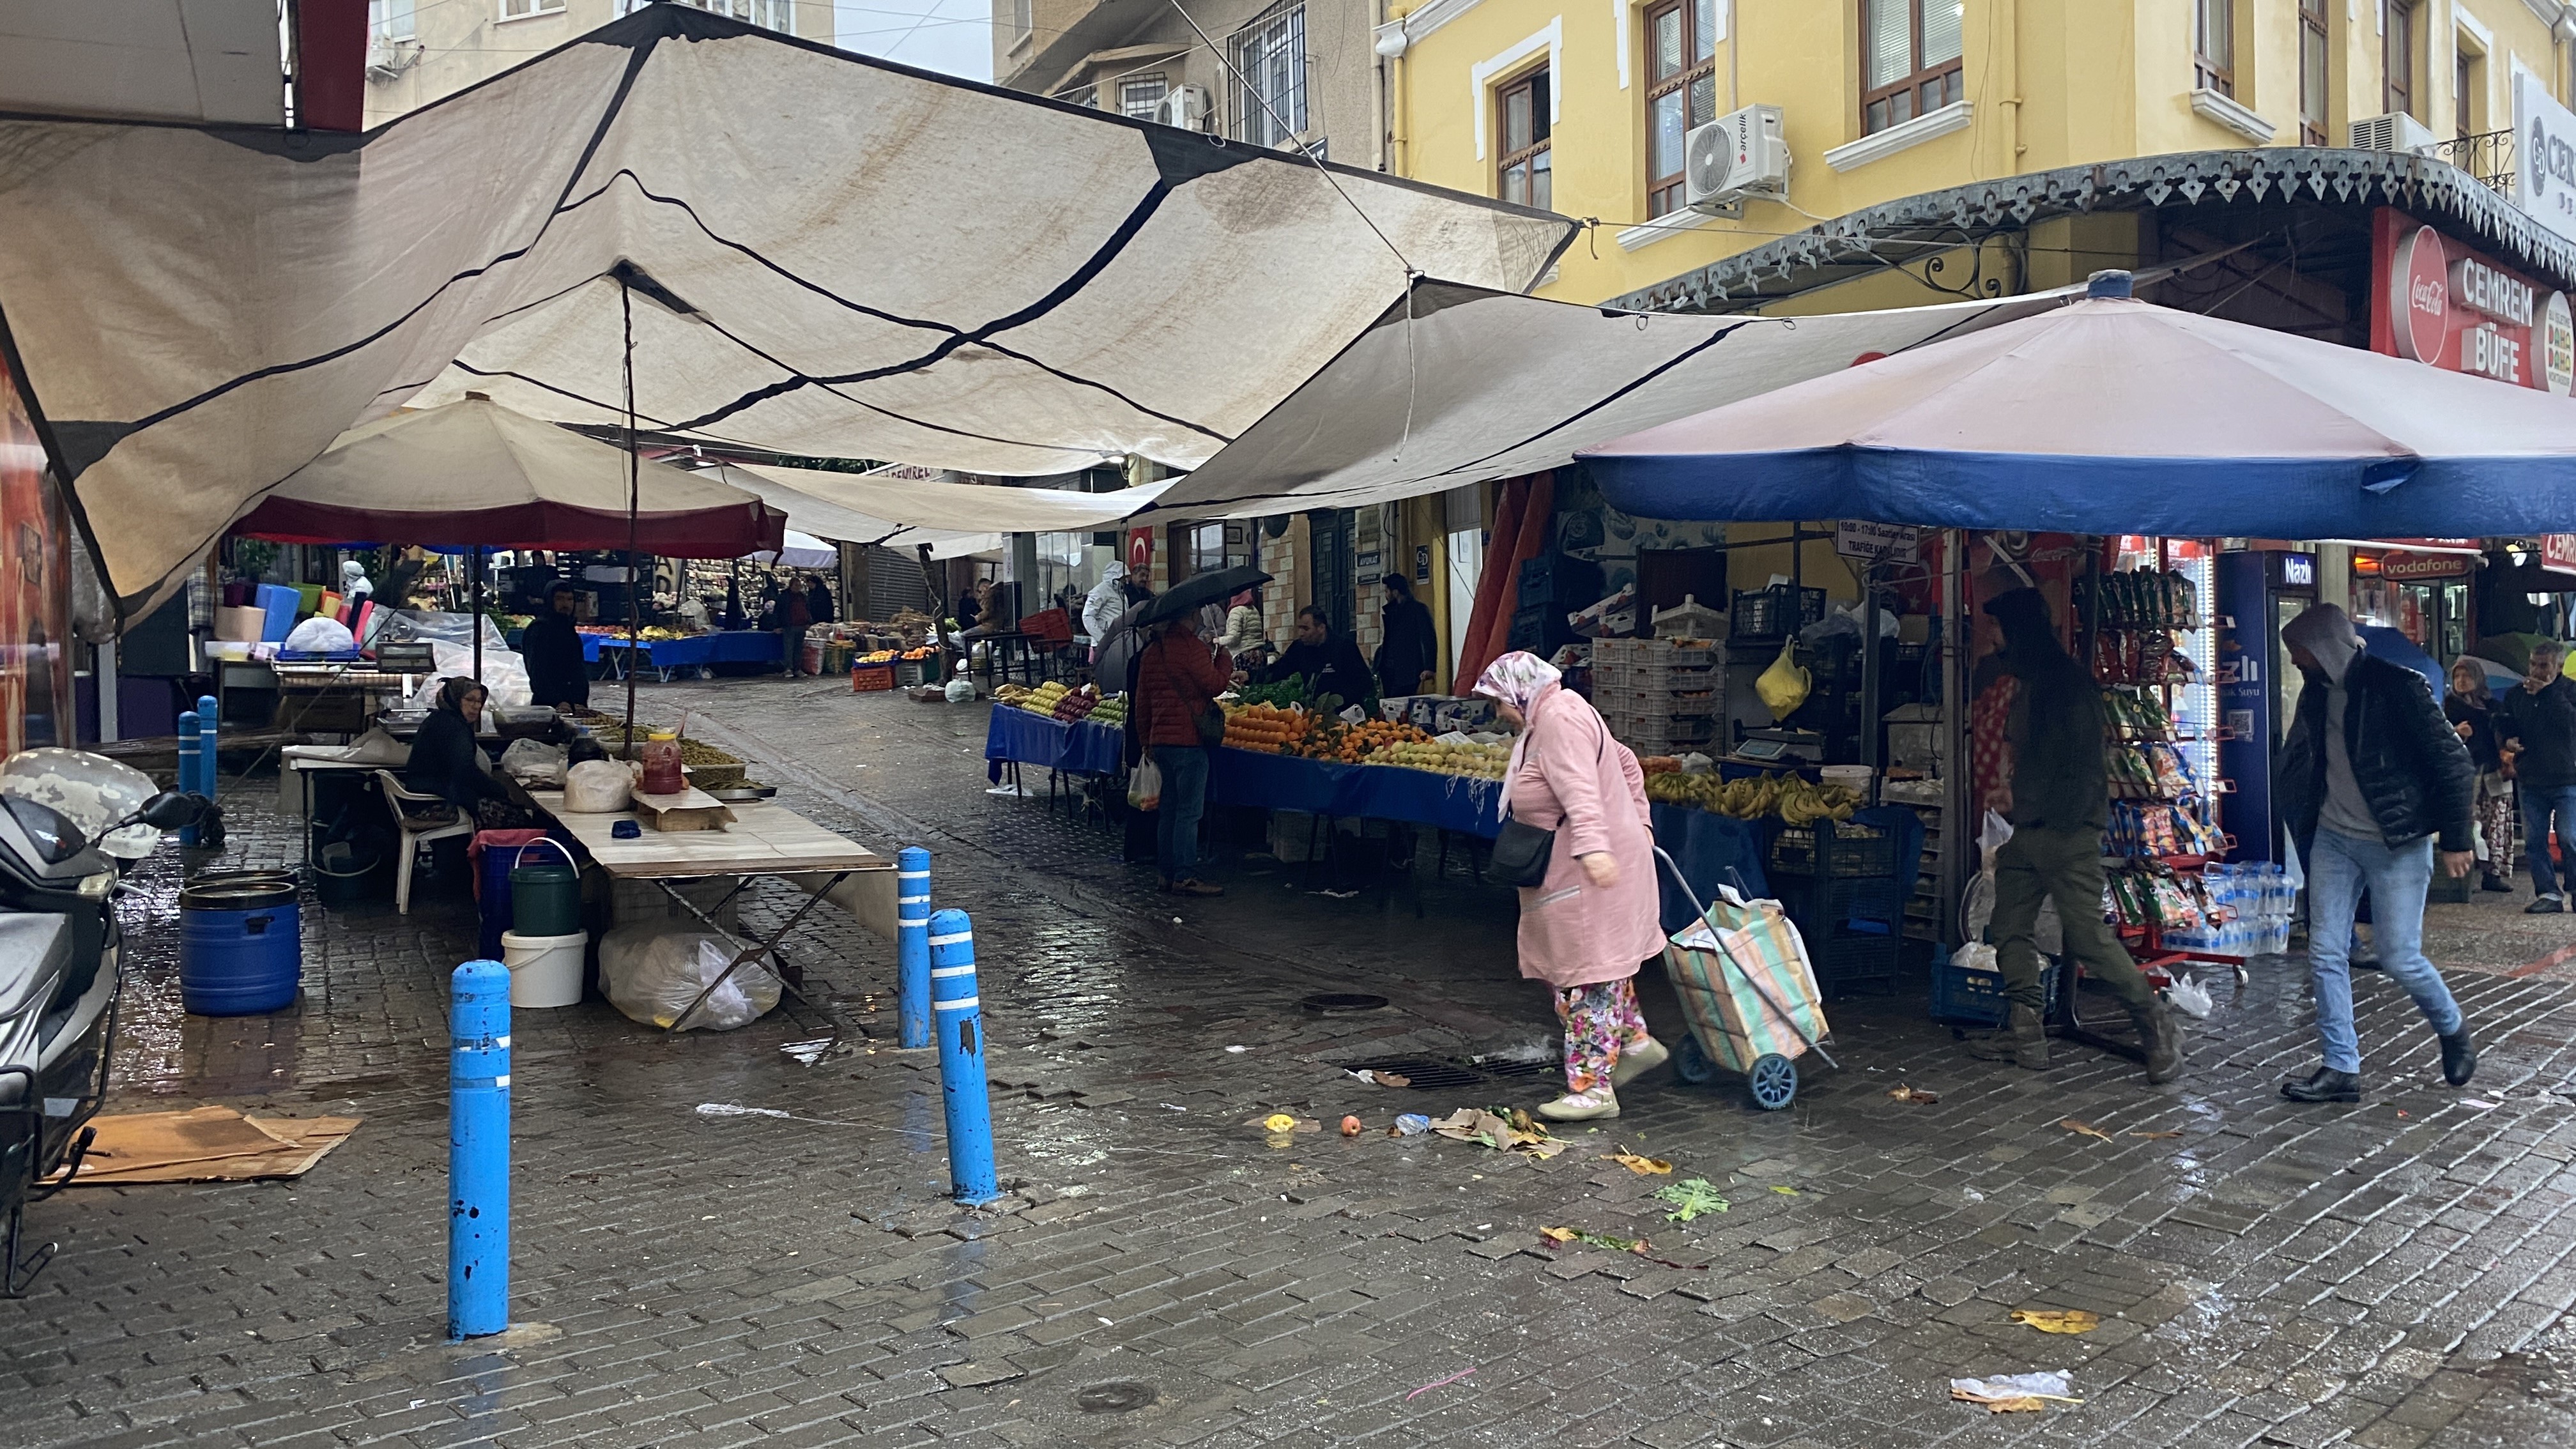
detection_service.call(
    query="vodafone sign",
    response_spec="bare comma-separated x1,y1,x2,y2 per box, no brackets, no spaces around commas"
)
2371,208,2576,395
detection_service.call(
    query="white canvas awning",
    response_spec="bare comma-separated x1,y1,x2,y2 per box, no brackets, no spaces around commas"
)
1143,280,2069,521
0,6,1574,619
714,463,1164,559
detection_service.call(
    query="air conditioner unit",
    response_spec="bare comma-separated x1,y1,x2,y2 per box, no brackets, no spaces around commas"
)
365,34,421,80
1154,85,1212,132
2350,111,2439,155
1685,103,1790,214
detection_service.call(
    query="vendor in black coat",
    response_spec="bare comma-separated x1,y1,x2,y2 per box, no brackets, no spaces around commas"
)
404,678,531,827
1374,575,1439,697
1263,606,1376,706
518,583,591,710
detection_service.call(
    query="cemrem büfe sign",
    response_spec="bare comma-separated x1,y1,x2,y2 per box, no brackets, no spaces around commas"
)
2371,208,2576,394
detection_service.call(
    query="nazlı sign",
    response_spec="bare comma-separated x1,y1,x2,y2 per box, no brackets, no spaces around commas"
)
2516,71,2576,249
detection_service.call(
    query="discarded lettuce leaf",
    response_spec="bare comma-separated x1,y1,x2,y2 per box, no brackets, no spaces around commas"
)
2057,1118,2114,1142
1609,1147,1674,1175
1656,1177,1730,1222
1539,1225,1648,1254
2009,1308,2100,1334
1769,1184,1800,1195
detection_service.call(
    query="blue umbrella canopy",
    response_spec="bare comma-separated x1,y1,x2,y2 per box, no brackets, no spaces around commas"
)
1578,273,2576,537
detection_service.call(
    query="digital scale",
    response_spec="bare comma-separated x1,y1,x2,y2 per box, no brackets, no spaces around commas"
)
1729,728,1825,766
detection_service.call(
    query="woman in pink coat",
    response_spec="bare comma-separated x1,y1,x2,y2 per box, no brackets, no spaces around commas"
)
1475,652,1669,1121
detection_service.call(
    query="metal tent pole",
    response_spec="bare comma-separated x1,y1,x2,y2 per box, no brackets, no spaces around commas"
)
622,279,641,745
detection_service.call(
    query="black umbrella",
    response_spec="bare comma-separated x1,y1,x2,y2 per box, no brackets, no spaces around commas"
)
1092,598,1154,695
1133,564,1270,629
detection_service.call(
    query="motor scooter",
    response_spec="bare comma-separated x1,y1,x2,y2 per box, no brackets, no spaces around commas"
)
0,779,197,1295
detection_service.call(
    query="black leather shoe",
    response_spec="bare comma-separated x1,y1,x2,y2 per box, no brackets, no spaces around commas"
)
2482,873,2513,893
2441,1027,2478,1087
2281,1068,2363,1103
2526,896,2565,914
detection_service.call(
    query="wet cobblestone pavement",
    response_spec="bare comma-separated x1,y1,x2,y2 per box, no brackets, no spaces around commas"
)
10,674,2576,1447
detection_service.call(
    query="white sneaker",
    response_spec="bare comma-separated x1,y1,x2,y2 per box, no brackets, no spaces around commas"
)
1535,1087,1621,1121
1610,1036,1670,1087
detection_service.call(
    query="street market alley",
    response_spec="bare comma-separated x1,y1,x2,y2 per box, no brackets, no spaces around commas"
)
10,674,2576,1449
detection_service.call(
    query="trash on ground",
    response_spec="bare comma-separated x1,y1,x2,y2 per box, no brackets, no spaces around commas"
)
54,1106,360,1186
1607,1147,1673,1175
2129,1130,2183,1140
1316,889,1360,900
2165,973,2214,1018
1769,1184,1800,1195
1340,1116,1363,1137
1349,1068,1413,1087
1225,1045,1248,1053
1889,1084,1940,1105
1656,1178,1730,1221
2057,1118,2115,1142
697,1103,792,1119
2009,1309,2100,1335
1406,1367,1477,1400
1540,1225,1646,1254
1432,1108,1568,1159
779,1037,838,1065
1254,1113,1311,1134
2462,1097,2500,1110
1950,1372,2080,1413
1391,1113,1430,1137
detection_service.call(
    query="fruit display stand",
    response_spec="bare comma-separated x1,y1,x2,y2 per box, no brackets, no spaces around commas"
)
582,629,784,681
984,684,1129,812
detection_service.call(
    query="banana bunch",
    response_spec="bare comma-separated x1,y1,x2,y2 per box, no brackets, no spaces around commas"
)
1644,770,1862,824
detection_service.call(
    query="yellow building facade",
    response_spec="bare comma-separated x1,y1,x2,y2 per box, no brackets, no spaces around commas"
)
1381,0,2576,308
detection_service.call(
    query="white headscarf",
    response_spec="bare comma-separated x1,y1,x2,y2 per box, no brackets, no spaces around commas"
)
1473,651,1565,820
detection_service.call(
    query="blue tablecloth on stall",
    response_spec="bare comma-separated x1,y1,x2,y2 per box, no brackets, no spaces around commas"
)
1649,802,1772,935
984,707,1123,782
1206,747,1503,837
581,632,782,670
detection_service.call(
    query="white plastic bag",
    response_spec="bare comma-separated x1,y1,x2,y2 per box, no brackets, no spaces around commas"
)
1128,756,1162,812
498,738,568,788
2165,971,2215,1020
562,758,634,813
283,616,355,653
599,926,779,1031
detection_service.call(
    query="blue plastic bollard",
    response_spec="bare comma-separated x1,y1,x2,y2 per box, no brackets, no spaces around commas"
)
176,710,201,848
448,960,511,1340
927,908,1001,1206
896,848,931,1049
195,694,218,802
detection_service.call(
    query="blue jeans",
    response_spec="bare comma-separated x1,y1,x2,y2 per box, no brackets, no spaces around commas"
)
2306,829,2462,1073
1154,746,1210,882
2522,784,2576,898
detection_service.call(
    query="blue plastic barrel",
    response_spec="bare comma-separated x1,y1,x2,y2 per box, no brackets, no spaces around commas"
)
180,880,302,1015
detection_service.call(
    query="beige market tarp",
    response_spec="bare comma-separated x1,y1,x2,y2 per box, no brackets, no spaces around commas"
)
717,463,1166,561
0,6,1574,618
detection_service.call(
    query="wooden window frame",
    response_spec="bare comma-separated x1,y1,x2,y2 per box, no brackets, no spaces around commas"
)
1644,0,1719,218
2455,40,2483,139
1860,0,1965,138
2386,0,2417,119
2298,0,2329,144
1496,65,1552,210
2195,0,2235,98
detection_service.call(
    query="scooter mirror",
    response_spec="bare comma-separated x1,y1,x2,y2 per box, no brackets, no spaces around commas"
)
136,791,201,831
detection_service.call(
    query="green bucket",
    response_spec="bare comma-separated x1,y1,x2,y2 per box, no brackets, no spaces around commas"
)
510,838,583,939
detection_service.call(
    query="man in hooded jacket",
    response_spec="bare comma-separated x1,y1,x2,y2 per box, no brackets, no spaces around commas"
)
1966,588,2184,1083
2276,604,2478,1102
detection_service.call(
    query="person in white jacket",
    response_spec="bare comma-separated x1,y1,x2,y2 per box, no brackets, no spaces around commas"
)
1082,562,1131,659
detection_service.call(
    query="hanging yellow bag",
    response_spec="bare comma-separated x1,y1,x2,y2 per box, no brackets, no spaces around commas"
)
1756,641,1811,722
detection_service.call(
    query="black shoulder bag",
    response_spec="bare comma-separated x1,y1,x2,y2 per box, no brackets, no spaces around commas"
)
1488,724,1607,889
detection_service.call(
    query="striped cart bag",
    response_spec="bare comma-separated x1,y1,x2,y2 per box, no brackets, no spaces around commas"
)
1656,848,1836,1110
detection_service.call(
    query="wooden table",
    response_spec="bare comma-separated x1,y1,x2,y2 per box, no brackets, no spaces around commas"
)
526,790,889,1034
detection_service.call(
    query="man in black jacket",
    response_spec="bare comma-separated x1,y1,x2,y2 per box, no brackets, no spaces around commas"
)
2492,640,2576,914
1966,588,2182,1082
2276,604,2478,1103
518,583,590,711
1263,607,1375,707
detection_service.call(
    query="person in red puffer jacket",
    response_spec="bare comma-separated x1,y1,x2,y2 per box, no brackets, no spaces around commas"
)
1132,614,1232,896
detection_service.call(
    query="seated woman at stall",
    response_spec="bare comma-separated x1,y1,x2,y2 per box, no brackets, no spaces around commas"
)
404,677,540,829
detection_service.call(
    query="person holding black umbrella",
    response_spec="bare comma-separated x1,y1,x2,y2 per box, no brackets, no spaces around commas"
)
1133,613,1232,896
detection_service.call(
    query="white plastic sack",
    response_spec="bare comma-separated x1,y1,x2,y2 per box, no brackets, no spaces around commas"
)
498,738,568,788
1676,751,1716,775
562,758,634,813
282,616,354,653
944,674,976,703
599,926,780,1031
1128,756,1162,812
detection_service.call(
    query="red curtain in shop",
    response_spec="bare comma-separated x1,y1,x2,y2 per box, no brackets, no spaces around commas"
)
1455,471,1555,691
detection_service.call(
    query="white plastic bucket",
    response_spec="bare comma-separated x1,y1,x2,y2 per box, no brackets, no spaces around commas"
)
501,929,588,1009
1820,765,1876,800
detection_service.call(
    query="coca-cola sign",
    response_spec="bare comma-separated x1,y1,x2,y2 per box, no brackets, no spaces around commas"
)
2388,225,2448,364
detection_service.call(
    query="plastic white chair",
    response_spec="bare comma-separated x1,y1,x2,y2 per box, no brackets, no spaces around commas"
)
376,770,474,914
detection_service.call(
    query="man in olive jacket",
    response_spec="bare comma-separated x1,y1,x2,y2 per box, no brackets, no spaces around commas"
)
1968,588,2183,1083
2276,604,2478,1103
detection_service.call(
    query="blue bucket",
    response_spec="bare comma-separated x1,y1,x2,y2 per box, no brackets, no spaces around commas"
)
180,880,302,1015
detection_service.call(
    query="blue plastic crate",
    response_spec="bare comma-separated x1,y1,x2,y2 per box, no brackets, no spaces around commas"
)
1928,949,2057,1027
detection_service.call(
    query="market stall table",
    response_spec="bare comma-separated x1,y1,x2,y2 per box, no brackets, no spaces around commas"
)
526,788,890,1034
583,631,783,681
983,708,1124,809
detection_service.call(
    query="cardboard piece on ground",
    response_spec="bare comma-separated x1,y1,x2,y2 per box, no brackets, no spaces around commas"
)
55,1105,361,1185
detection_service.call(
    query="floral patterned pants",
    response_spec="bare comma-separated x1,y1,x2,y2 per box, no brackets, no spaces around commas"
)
1554,978,1652,1093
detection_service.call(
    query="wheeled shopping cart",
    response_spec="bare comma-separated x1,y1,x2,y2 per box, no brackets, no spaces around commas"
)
1654,848,1839,1110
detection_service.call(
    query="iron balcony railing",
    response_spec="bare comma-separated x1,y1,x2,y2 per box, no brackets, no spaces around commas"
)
2430,127,2516,197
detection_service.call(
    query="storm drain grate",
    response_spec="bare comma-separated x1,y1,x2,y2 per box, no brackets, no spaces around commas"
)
1333,1055,1489,1092
1466,1054,1560,1080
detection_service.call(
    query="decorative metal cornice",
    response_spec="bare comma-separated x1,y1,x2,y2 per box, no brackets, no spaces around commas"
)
1607,148,2576,315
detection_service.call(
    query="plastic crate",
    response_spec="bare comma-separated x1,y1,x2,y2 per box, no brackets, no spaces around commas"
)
850,664,896,693
1928,950,2058,1027
1768,817,1899,877
1808,932,1902,999
1731,585,1827,640
1774,873,1912,940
